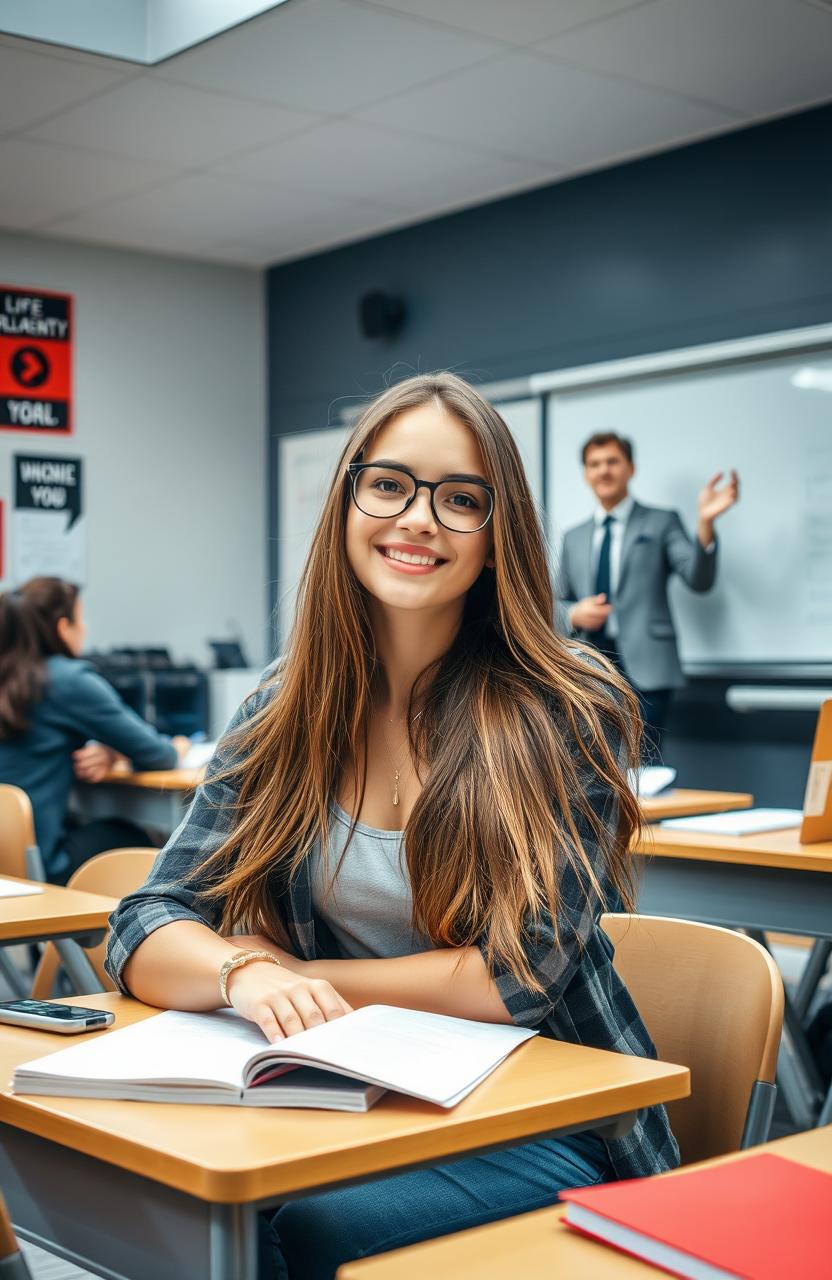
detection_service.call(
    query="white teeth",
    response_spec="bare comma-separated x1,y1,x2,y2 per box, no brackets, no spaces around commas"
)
383,547,439,566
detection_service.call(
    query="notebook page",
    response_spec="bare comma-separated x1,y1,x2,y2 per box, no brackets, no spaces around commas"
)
0,878,44,897
245,1005,536,1105
630,766,677,798
17,1008,267,1089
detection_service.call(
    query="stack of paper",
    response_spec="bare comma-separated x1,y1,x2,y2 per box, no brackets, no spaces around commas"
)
660,808,802,836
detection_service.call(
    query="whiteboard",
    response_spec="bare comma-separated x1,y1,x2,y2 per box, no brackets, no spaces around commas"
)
492,398,544,507
277,425,348,643
277,396,545,643
546,351,832,666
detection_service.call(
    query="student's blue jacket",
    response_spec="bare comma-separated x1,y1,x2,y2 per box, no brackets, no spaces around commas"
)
0,655,177,878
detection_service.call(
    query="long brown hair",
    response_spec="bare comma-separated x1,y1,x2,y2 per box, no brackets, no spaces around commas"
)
204,373,642,988
0,578,79,737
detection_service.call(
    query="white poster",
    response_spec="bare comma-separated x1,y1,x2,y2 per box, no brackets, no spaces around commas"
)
13,454,85,585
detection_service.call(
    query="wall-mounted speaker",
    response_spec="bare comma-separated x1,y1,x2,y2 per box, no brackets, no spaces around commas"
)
359,291,405,339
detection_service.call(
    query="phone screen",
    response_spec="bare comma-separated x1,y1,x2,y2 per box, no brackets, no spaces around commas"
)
0,1000,109,1021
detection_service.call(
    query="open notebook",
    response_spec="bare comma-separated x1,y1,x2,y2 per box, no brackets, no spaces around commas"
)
13,1004,536,1112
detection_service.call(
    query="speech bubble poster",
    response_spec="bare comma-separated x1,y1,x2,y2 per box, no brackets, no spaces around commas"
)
13,454,85,584
0,285,73,435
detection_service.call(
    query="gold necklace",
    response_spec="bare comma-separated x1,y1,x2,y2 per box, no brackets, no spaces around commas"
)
380,709,423,807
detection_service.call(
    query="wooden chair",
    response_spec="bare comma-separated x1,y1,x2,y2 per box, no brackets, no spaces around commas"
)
0,785,44,881
31,848,158,998
0,1192,33,1279
601,912,784,1163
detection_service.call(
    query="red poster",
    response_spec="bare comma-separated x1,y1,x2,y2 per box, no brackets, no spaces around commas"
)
0,285,73,435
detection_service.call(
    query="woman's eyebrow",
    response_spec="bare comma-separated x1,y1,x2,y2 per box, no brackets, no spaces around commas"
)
368,458,489,485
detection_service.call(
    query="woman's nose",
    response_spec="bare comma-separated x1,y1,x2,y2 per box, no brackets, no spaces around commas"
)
397,486,436,532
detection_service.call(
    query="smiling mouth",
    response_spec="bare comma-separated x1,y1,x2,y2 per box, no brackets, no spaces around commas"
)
378,546,446,567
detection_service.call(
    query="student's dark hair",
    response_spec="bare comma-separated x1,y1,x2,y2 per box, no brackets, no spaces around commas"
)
0,577,79,737
581,432,634,465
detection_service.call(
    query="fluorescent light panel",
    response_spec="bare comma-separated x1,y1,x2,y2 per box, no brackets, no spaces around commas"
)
0,0,290,64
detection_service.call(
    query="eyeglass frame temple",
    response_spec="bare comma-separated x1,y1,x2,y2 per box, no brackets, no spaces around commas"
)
345,462,494,532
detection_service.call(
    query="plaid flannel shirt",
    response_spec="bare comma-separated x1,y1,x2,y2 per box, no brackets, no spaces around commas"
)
106,668,680,1182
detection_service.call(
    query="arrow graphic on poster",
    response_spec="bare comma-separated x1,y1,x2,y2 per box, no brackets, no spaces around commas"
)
11,347,50,389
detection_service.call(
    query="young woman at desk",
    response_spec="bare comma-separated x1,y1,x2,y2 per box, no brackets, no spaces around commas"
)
108,374,679,1279
0,577,189,882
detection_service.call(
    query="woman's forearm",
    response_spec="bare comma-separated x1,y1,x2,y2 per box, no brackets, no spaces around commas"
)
305,947,513,1024
122,920,240,1010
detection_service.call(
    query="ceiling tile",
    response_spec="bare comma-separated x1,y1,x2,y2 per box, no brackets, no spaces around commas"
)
152,0,501,113
539,0,832,115
359,0,650,46
0,42,131,134
25,77,322,166
40,172,396,245
357,51,735,167
212,119,554,211
0,139,175,229
37,219,236,263
45,187,405,266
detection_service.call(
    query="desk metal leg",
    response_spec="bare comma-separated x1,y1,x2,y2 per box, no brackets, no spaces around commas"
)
0,948,28,998
792,940,832,1021
210,1205,258,1280
53,939,105,996
748,930,825,1126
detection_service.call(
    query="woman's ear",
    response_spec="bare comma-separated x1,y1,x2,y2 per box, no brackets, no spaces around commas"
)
485,555,495,569
56,615,71,647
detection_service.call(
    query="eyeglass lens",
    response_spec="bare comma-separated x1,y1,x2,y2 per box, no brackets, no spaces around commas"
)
353,466,491,532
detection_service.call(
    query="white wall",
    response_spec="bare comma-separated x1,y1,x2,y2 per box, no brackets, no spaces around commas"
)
0,232,267,668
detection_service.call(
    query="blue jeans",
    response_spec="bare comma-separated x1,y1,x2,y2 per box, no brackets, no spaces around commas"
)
258,1130,613,1279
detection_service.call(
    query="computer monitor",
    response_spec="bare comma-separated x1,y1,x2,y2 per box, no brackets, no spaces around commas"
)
208,640,249,670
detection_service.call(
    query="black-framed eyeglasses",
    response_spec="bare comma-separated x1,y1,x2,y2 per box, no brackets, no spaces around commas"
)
347,462,494,533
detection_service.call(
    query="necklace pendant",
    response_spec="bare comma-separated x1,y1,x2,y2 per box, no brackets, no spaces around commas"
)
392,770,400,807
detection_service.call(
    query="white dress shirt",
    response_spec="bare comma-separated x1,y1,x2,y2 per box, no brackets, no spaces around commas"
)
591,495,634,637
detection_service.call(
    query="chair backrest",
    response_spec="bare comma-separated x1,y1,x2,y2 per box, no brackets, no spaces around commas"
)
31,848,159,997
0,785,35,880
601,913,784,1164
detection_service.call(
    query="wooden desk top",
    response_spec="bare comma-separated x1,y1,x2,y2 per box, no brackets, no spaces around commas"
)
96,776,753,816
0,995,689,1205
639,789,752,822
337,1124,832,1278
0,879,117,942
636,824,832,874
100,767,204,792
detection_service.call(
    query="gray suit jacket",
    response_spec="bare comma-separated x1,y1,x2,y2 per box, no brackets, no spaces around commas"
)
555,501,717,691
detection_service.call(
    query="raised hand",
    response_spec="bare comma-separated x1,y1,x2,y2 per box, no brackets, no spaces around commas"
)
698,470,739,522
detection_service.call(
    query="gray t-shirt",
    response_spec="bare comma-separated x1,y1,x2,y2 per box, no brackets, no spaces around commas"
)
308,801,431,959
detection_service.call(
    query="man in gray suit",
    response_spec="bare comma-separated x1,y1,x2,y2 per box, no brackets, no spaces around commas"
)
556,431,738,755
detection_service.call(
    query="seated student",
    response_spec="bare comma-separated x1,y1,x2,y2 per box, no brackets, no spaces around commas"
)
0,577,189,882
106,374,679,1280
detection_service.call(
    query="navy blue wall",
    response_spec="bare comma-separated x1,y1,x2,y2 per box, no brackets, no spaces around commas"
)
267,104,832,440
266,105,832,803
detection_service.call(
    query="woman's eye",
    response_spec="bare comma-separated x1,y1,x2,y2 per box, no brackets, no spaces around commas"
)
373,479,404,494
446,492,480,509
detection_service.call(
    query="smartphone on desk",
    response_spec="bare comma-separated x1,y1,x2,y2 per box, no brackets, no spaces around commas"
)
0,1000,115,1034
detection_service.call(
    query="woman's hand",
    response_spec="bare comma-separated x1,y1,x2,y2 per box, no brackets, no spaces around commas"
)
225,956,353,1043
72,742,121,783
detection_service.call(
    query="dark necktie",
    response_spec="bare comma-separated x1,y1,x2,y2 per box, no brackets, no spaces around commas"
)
595,514,614,601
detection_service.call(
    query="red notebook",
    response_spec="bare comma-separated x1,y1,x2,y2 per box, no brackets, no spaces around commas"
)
560,1154,832,1279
